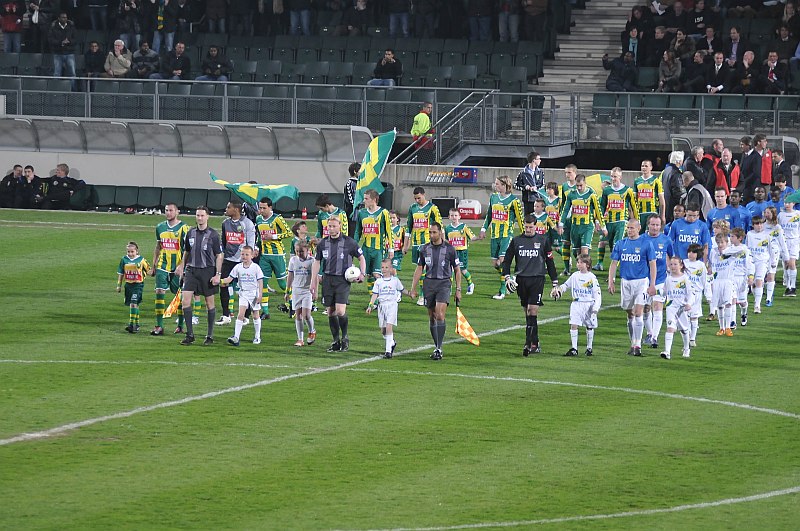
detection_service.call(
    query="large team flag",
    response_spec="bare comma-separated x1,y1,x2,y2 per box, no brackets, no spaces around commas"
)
210,173,299,204
352,130,397,217
455,305,480,346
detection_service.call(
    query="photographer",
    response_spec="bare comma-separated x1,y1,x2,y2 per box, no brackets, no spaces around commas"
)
195,45,232,82
367,48,403,87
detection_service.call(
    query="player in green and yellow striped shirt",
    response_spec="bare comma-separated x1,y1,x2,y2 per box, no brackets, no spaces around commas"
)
315,194,349,239
150,203,189,335
354,189,394,291
532,198,558,238
559,173,606,262
256,197,292,318
478,175,524,299
118,241,150,333
560,164,579,274
403,186,442,305
445,208,477,294
390,211,406,271
598,167,639,270
634,159,665,233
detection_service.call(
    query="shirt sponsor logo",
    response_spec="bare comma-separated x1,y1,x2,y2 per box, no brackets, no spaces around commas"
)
161,238,179,250
609,199,624,210
363,222,379,235
491,208,509,222
226,231,244,245
638,189,654,199
572,204,588,215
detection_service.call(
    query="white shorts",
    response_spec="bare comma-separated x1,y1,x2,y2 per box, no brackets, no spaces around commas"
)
620,278,649,310
711,279,735,308
569,301,598,328
645,282,666,304
238,290,261,311
665,304,690,332
753,261,768,281
377,301,398,327
292,288,313,310
787,238,800,260
733,276,749,301
687,291,703,318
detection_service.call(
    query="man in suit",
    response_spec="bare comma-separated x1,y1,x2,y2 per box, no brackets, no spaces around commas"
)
724,26,749,68
773,149,793,189
696,26,722,56
732,50,759,94
741,134,771,203
759,50,788,95
706,51,732,93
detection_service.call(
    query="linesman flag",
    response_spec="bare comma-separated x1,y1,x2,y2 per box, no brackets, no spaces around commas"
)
456,305,480,346
352,130,397,214
210,173,299,204
164,289,182,318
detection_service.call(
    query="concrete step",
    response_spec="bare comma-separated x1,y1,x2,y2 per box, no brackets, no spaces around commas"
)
544,58,606,67
558,32,620,42
555,49,619,58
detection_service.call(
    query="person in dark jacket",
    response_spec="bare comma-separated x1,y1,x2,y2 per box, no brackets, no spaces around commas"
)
14,165,46,209
602,51,638,92
149,41,191,79
335,0,372,36
42,163,79,210
48,12,77,83
84,40,106,77
151,0,179,54
115,0,142,51
685,145,714,188
367,48,403,86
662,151,686,223
27,0,55,52
132,40,160,78
415,0,440,39
0,164,22,208
195,45,232,81
682,50,709,92
343,162,362,237
228,0,253,36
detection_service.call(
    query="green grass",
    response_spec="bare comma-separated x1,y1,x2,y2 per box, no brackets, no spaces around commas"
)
1,209,799,530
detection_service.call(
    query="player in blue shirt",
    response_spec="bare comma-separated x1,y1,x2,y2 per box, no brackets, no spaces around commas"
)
746,186,768,219
707,187,741,235
641,214,674,349
668,203,711,260
729,189,752,232
608,218,657,357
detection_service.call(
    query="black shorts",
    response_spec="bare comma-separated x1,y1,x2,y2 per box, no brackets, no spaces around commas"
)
322,274,351,307
182,266,219,297
517,276,545,307
423,278,451,308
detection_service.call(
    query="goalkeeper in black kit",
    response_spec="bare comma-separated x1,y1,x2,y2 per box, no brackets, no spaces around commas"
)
502,215,560,356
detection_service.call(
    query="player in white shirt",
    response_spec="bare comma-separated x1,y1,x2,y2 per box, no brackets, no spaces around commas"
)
745,215,776,313
551,254,602,357
220,246,264,346
704,219,731,322
777,200,800,296
286,241,317,346
763,206,789,304
709,233,737,336
723,228,755,328
682,243,707,347
661,256,692,360
367,259,411,358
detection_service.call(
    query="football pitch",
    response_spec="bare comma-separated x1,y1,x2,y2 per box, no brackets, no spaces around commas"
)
1,209,799,530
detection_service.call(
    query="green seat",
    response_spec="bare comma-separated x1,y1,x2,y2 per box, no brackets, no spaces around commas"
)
636,67,659,91
639,93,668,125
207,189,234,214
183,189,209,210
137,187,163,209
114,185,139,210
498,66,527,93
94,184,116,211
328,61,354,84
592,92,618,124
667,94,696,126
718,94,745,126
161,187,186,211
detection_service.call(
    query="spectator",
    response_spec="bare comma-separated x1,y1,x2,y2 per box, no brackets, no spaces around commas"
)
14,165,45,209
670,28,696,64
103,39,133,77
625,5,653,39
705,50,732,93
682,172,714,220
468,0,493,41
662,1,688,36
739,136,753,166
731,50,758,93
115,0,141,51
0,164,22,208
414,0,439,38
759,50,787,94
196,45,232,81
173,0,191,37
685,145,714,188
771,25,797,63
682,50,709,92
522,0,547,41
367,48,402,87
152,0,179,54
773,149,793,188
726,0,759,19
335,0,372,36
206,0,227,33
776,2,800,39
658,50,683,92
622,26,645,65
149,41,191,79
287,0,312,36
48,12,77,87
713,148,741,196
708,138,724,162
27,0,55,53
663,150,686,223
387,0,411,38
1,0,25,53
696,26,722,55
132,40,160,78
602,51,638,92
741,133,770,203
724,26,749,68
645,26,671,66
687,0,716,40
87,0,109,31
42,163,78,210
497,0,520,43
228,0,254,36
84,40,107,77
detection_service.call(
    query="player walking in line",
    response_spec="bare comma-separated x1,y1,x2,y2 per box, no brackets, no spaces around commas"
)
354,188,394,293
668,203,711,260
746,216,775,313
315,194,349,239
445,208,478,295
660,256,692,360
150,203,189,335
709,233,737,337
389,210,406,272
559,164,579,274
479,176,525,300
217,200,256,326
531,197,558,239
403,186,442,306
502,216,560,356
310,216,366,353
220,246,264,347
778,200,800,296
559,174,606,272
763,206,788,304
286,241,316,346
634,159,665,232
543,182,562,253
177,206,224,346
607,219,657,357
255,197,292,319
683,243,707,347
551,253,602,357
641,215,674,349
117,241,150,333
410,222,462,360
367,259,410,358
598,167,639,271
724,228,755,328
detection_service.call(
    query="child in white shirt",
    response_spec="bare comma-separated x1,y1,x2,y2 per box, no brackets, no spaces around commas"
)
723,228,754,328
777,201,800,295
220,246,264,346
286,241,316,346
709,233,736,336
367,259,410,359
661,256,692,360
551,254,602,357
745,215,775,313
682,243,707,347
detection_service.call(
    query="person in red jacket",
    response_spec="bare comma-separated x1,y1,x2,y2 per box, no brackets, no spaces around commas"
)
713,148,740,196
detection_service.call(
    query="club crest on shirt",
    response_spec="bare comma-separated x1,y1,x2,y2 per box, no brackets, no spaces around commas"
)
534,242,540,249
322,250,329,259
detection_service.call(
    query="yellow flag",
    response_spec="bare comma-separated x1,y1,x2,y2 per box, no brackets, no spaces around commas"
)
456,307,480,346
164,289,181,318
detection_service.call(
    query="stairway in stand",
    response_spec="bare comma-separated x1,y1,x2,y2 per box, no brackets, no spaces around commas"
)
535,0,641,93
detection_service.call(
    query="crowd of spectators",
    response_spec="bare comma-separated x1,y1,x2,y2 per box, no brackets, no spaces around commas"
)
0,163,88,210
606,0,800,94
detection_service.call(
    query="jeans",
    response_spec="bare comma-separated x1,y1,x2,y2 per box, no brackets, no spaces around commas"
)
152,30,174,54
88,6,108,31
415,13,437,37
195,74,228,82
149,72,181,80
3,32,22,53
389,12,410,37
54,53,77,90
118,32,141,51
498,12,519,42
367,78,395,87
207,17,226,33
228,13,253,36
289,9,311,35
469,15,491,41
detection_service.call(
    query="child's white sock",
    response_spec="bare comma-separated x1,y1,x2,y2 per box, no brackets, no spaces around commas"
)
652,310,663,342
295,319,304,340
664,331,674,356
253,318,262,340
385,333,394,353
586,328,595,349
234,318,244,339
766,280,775,301
690,318,698,341
570,329,578,349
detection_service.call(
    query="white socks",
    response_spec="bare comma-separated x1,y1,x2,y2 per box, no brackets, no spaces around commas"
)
234,318,244,339
384,333,394,353
651,310,663,343
754,285,763,308
295,318,304,340
586,329,594,349
253,318,261,341
570,329,578,349
766,280,775,301
633,315,644,346
690,318,699,341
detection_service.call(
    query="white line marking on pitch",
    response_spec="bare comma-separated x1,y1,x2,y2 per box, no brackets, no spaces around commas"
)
0,308,599,446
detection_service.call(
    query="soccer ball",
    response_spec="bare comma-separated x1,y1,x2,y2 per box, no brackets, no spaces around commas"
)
344,266,361,283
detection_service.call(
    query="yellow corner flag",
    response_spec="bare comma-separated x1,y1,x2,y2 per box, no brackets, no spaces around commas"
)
456,306,480,346
164,289,182,318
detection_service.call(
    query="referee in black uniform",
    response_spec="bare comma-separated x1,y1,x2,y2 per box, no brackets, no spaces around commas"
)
502,215,559,356
176,206,224,346
410,221,462,360
310,216,366,353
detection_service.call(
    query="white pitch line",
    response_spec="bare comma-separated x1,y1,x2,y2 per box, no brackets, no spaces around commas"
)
0,306,604,446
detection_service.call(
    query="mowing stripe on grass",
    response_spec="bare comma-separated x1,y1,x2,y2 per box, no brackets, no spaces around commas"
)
0,308,610,446
0,359,303,370
0,220,154,229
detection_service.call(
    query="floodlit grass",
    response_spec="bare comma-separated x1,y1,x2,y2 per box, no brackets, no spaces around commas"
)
1,209,799,530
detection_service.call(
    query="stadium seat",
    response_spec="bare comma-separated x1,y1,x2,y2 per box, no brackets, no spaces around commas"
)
94,184,117,211
667,94,695,126
183,189,209,211
137,187,163,209
206,189,233,214
636,67,658,91
229,84,263,122
17,53,43,76
345,36,370,62
442,39,469,66
304,61,330,84
489,52,515,77
638,93,668,125
425,65,452,88
255,59,282,83
160,187,186,210
450,64,478,89
352,62,376,85
498,66,528,93
114,185,139,211
279,63,306,84
328,61,354,84
0,52,19,75
231,59,257,83
417,38,444,68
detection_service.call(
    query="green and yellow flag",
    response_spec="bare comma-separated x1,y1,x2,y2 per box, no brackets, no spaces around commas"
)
210,173,299,204
352,130,396,215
